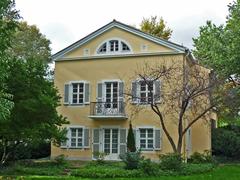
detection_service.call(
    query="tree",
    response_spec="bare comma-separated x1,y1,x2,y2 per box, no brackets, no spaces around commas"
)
7,21,52,63
193,0,240,123
127,122,136,152
127,62,215,154
0,0,19,122
0,59,68,165
140,16,172,40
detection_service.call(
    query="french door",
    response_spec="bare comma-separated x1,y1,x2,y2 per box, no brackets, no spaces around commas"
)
103,128,119,160
105,82,118,110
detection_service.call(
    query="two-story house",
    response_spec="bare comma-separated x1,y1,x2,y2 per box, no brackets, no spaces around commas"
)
51,20,214,161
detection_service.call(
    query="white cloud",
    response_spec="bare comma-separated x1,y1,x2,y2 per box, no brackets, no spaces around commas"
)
15,0,233,53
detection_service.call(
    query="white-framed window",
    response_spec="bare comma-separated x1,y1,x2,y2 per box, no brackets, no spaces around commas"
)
109,40,119,52
140,80,154,103
97,39,131,54
132,79,160,104
70,127,83,148
139,128,154,150
72,83,84,104
64,81,90,106
98,43,107,53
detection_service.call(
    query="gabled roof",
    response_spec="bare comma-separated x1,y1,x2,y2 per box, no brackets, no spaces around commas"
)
52,20,189,61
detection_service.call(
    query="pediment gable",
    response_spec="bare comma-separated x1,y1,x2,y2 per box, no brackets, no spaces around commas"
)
52,20,188,61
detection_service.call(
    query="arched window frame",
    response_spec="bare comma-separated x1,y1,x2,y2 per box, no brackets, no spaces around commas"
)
96,38,132,55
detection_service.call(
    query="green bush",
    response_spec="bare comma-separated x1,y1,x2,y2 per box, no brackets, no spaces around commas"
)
159,153,182,171
212,127,240,158
188,151,214,164
119,150,143,170
139,158,160,176
72,167,143,178
0,142,50,161
54,154,67,165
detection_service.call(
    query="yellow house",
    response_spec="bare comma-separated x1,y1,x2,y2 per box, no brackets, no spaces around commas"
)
51,20,214,161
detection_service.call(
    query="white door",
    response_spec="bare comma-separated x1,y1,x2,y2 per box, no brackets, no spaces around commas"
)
103,128,119,160
105,82,118,115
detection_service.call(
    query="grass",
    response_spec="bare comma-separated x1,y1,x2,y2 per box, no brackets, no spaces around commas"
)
0,161,240,179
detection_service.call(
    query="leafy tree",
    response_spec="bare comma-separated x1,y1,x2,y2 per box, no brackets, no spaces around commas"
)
127,122,136,152
193,0,240,123
140,16,172,40
0,0,19,122
7,21,52,63
0,59,68,165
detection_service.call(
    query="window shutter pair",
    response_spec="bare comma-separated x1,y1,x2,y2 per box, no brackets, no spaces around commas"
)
133,128,162,150
64,82,90,105
131,80,161,103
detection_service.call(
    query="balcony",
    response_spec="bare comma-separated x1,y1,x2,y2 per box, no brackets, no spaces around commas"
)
89,101,127,119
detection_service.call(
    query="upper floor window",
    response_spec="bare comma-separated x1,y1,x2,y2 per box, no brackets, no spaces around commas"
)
63,81,90,106
97,39,131,54
140,81,154,103
132,79,161,104
72,83,84,104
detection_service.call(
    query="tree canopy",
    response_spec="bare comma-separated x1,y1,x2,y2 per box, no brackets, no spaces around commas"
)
140,16,172,40
193,0,240,124
7,21,52,63
0,0,19,123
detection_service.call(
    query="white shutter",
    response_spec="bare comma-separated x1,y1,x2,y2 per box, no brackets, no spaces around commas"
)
84,82,90,104
154,128,161,150
154,80,161,103
132,81,140,103
134,128,140,150
84,128,90,148
92,128,100,159
119,128,127,155
64,83,70,105
97,82,103,102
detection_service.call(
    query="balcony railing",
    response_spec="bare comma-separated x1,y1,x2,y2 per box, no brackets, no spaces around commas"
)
89,101,127,119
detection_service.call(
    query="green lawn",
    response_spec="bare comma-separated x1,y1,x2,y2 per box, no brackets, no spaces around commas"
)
1,162,240,180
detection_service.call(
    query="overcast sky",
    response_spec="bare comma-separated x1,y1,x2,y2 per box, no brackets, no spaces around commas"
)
15,0,233,54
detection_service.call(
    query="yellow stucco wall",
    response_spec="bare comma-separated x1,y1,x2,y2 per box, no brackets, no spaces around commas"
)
52,27,212,161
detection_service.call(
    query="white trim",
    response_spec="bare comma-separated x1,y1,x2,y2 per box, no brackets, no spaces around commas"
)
95,37,133,55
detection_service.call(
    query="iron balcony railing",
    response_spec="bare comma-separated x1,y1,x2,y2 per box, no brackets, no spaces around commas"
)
89,101,126,118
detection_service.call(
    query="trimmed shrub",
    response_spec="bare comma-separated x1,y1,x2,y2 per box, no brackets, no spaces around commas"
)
72,167,143,178
159,153,182,171
119,151,143,170
127,122,136,152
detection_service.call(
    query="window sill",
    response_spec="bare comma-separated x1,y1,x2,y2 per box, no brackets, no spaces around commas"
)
63,103,89,107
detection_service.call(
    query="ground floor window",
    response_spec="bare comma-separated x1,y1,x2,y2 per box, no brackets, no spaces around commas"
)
70,128,83,148
139,128,154,150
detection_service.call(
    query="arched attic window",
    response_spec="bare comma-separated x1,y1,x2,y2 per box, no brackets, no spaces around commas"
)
97,39,131,54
